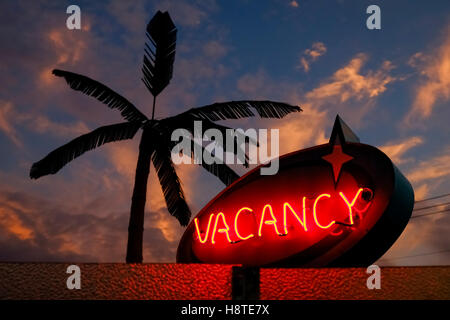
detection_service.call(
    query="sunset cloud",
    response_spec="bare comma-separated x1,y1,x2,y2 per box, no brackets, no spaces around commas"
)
0,101,22,147
405,27,450,123
378,210,450,266
377,147,450,266
0,100,89,146
0,204,34,241
273,106,328,155
39,29,89,86
0,188,180,262
289,1,299,8
298,42,327,72
379,136,424,164
407,148,450,183
238,53,397,111
306,54,396,103
413,184,430,201
236,52,399,156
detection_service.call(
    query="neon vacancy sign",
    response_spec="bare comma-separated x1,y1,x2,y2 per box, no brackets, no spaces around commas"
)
194,188,372,245
177,116,415,267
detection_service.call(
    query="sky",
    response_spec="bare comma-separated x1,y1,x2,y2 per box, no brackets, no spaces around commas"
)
0,0,449,265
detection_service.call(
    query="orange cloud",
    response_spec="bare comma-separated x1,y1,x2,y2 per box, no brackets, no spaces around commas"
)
39,29,88,85
378,213,448,266
48,30,85,65
0,100,89,147
379,136,424,164
405,27,450,123
237,53,397,112
0,206,34,241
306,53,396,103
32,115,89,137
0,188,179,262
236,53,398,162
413,184,429,201
298,42,327,72
289,1,299,8
0,100,22,147
407,149,450,183
275,106,328,154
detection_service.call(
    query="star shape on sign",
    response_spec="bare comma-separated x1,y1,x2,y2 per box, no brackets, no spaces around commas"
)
322,141,353,183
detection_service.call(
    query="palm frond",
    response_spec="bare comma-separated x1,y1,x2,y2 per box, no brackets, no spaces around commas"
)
163,117,251,167
142,11,177,96
199,161,240,186
154,119,240,185
157,117,243,186
30,121,141,179
191,140,240,186
180,100,302,121
151,137,191,226
53,69,148,123
163,115,243,141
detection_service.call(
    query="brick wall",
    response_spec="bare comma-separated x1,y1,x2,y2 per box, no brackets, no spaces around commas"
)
0,263,448,300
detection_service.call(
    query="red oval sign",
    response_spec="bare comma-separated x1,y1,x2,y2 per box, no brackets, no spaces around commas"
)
177,116,414,267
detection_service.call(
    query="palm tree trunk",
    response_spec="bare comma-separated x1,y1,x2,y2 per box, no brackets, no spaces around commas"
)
126,127,152,263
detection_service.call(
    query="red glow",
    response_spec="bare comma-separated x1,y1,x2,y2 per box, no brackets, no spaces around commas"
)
196,188,371,246
178,134,385,266
234,207,255,240
339,188,363,225
211,212,232,244
258,204,282,237
283,198,307,233
313,193,334,229
322,143,354,183
194,213,214,244
177,117,410,267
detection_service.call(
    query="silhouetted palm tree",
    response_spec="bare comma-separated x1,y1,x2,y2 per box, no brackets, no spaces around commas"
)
30,11,301,263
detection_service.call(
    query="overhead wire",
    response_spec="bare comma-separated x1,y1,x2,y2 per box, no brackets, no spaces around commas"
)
379,249,450,261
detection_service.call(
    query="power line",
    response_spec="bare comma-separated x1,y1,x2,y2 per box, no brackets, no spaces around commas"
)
408,193,450,219
415,193,450,203
376,193,450,263
379,249,450,261
410,208,450,219
413,201,450,212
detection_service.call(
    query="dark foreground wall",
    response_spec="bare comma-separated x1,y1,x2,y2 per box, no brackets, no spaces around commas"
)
0,263,448,300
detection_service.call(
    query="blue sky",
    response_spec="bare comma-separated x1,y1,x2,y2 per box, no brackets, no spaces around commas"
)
0,0,449,265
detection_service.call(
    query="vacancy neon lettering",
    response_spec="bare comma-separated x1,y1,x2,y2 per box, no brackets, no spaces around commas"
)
313,193,334,229
194,213,215,243
339,188,363,225
258,204,283,237
211,212,232,244
283,197,307,233
194,188,369,244
234,207,255,240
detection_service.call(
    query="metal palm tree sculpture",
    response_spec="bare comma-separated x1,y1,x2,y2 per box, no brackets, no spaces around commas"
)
30,11,302,263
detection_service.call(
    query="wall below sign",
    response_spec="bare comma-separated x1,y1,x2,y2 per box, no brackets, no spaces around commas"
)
0,263,448,300
260,267,450,299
